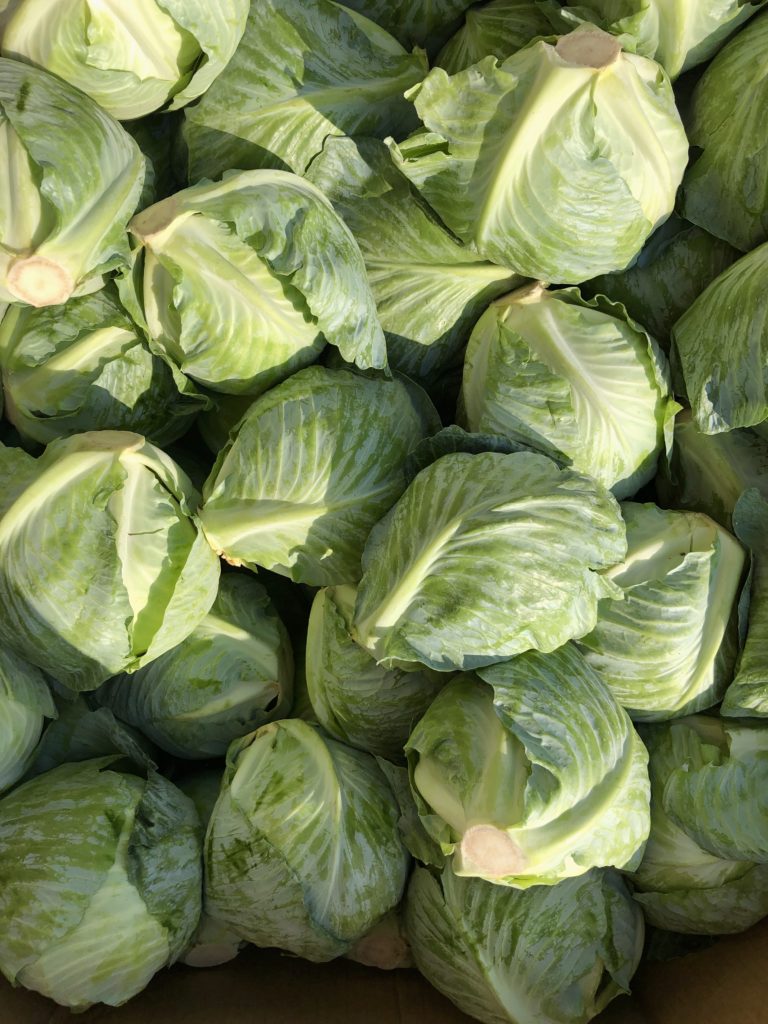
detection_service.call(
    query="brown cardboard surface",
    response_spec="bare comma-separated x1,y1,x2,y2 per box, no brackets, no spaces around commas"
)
1,920,767,1023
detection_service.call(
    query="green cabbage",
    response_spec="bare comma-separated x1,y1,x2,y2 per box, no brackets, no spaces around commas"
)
405,652,650,887
390,25,688,283
0,58,144,307
205,720,410,961
0,0,249,120
0,433,220,691
0,757,202,1008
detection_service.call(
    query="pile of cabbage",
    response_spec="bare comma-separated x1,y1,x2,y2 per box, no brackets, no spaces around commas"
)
0,1,767,1021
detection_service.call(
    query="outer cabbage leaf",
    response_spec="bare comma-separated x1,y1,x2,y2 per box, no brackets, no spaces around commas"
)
0,433,220,692
723,491,768,716
633,865,768,935
0,282,204,447
403,425,536,484
24,695,153,779
182,0,427,180
680,10,768,253
200,368,436,587
354,450,626,671
0,58,144,307
583,215,738,348
655,420,768,717
672,242,768,433
338,0,474,49
0,647,54,793
123,170,386,397
374,758,445,868
97,574,294,759
655,410,768,531
389,28,688,283
1,0,249,120
205,720,409,962
560,0,766,80
437,0,563,74
406,863,644,1024
306,584,444,761
306,135,521,388
631,719,768,933
177,768,244,969
458,285,677,499
578,503,746,721
406,653,650,887
0,757,201,1009
660,719,768,864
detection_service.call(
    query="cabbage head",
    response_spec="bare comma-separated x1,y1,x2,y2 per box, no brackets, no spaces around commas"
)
0,433,220,692
97,574,294,759
632,717,768,933
680,9,768,251
406,650,650,887
0,756,202,1009
390,25,688,283
0,0,249,120
121,170,387,396
354,450,626,671
672,241,768,433
458,284,677,499
205,719,410,961
306,584,444,761
200,367,438,586
406,862,644,1024
0,59,144,308
0,283,204,447
578,503,746,721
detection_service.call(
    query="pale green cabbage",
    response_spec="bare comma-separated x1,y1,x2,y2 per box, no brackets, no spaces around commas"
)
200,367,438,586
680,9,768,251
0,757,202,1009
407,863,644,1024
458,285,677,498
205,720,410,962
0,58,144,308
121,170,387,397
578,503,746,721
672,242,768,433
354,450,626,671
406,650,650,887
183,0,427,180
306,584,444,761
632,718,768,933
0,283,204,447
390,25,688,283
1,0,249,120
0,433,220,692
97,574,294,759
